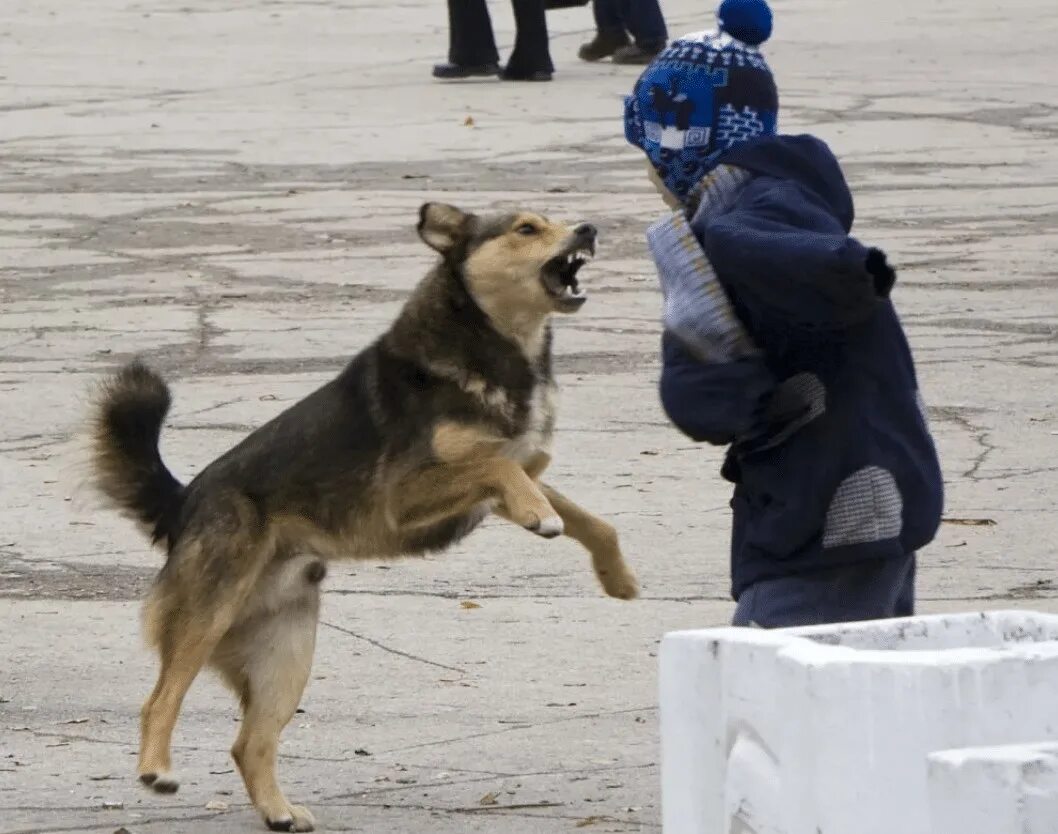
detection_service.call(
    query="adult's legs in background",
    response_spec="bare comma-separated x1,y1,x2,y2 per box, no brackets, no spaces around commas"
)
434,0,500,79
579,0,631,61
503,0,554,80
621,0,667,49
612,0,667,64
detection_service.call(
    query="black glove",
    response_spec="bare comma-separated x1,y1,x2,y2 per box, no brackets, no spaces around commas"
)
737,383,814,456
866,247,896,298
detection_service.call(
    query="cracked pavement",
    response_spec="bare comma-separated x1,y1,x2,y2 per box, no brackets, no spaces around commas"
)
2,0,1057,831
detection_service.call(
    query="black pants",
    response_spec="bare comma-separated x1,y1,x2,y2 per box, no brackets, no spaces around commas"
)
592,0,667,47
732,553,917,629
447,0,553,74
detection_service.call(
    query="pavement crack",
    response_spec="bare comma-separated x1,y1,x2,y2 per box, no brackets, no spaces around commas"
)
964,430,998,480
5,811,220,834
319,620,466,675
372,705,657,756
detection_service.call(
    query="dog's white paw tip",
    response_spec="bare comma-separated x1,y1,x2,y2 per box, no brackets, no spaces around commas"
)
533,515,564,538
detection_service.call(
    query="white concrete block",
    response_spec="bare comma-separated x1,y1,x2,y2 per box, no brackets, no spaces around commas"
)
659,610,1058,834
928,743,1058,834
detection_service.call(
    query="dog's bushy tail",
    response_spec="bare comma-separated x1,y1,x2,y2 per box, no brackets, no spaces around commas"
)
91,361,184,547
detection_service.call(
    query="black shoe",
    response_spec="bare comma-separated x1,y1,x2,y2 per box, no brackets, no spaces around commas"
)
578,29,631,62
612,42,665,65
499,66,553,82
432,62,500,80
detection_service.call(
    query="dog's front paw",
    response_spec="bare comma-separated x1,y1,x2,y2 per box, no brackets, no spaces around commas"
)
266,804,315,832
139,770,180,794
598,564,639,600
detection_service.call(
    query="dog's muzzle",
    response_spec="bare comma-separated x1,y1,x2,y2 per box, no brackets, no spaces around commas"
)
542,223,597,312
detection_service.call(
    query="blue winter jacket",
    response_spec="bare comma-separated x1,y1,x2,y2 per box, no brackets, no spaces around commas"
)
656,134,944,599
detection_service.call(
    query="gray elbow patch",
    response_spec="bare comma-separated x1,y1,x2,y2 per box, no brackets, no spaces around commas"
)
823,465,903,549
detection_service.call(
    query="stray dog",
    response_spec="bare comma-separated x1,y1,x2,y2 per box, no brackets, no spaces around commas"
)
89,202,639,832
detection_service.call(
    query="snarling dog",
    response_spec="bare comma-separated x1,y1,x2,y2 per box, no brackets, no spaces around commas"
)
89,203,638,832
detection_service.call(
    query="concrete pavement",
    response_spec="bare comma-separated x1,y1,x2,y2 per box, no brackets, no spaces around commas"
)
2,0,1057,831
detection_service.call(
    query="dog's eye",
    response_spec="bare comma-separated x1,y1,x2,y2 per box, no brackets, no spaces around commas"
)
515,223,538,236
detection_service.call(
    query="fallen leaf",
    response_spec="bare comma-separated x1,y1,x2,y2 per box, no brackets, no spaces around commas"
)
208,768,234,775
942,517,996,527
478,791,499,806
463,115,475,127
460,601,481,610
62,717,89,725
205,799,229,812
89,774,118,781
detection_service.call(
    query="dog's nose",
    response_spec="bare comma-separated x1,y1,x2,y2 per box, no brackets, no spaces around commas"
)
574,223,597,240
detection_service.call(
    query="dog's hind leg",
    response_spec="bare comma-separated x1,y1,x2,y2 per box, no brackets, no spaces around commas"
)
537,484,638,600
139,596,241,793
215,572,321,833
139,518,272,794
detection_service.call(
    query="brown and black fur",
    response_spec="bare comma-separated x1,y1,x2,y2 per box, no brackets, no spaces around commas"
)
89,202,638,832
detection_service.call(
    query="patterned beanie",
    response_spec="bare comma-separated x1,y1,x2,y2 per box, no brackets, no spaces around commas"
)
624,0,778,203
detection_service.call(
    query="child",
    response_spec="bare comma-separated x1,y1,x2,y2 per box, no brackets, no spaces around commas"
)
624,0,944,627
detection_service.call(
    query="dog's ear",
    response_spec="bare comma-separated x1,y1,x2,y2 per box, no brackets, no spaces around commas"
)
418,203,470,255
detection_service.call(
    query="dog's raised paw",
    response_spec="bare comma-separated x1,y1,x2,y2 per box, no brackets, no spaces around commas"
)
139,772,179,794
532,515,564,539
600,568,639,601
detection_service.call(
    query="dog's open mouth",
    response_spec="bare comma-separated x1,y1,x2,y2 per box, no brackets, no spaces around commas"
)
541,240,595,311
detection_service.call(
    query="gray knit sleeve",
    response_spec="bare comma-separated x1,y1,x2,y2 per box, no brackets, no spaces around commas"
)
646,165,759,364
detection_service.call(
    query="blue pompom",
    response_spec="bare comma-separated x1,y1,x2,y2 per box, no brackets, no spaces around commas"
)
717,0,773,46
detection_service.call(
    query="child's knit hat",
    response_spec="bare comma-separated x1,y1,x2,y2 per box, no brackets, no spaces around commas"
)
624,0,778,203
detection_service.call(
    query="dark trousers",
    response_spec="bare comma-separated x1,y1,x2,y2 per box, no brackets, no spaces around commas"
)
732,553,916,629
447,0,554,74
592,0,667,47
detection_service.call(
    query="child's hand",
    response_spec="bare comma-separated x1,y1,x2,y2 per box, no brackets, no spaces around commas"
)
866,248,896,298
737,383,814,455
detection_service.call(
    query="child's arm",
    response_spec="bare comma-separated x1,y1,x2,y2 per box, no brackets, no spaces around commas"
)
703,179,896,333
647,204,810,446
659,333,777,444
